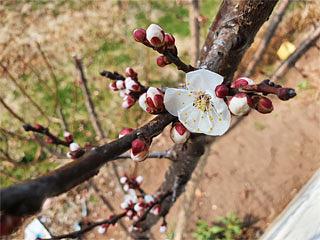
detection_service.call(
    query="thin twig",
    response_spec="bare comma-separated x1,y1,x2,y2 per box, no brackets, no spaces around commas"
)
244,0,291,76
271,25,320,82
74,56,106,139
43,212,126,240
0,96,25,123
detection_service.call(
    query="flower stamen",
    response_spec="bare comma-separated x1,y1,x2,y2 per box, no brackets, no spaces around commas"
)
193,91,212,112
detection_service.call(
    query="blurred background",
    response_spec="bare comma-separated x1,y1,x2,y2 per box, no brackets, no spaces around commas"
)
0,0,319,239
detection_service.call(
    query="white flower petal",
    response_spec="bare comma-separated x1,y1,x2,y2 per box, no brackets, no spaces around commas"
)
177,104,202,133
186,69,223,92
164,88,193,116
204,102,231,136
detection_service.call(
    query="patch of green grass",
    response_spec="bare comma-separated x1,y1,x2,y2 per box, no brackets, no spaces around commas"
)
193,213,242,240
297,80,310,91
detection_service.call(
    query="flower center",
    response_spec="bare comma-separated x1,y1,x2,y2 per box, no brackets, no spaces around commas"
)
193,91,212,112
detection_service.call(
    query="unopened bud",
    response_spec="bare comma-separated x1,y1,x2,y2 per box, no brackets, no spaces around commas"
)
215,84,229,98
170,122,190,144
120,176,128,184
145,87,165,114
122,95,136,109
164,33,175,47
151,204,161,215
69,142,81,152
159,224,167,233
138,93,148,112
133,28,146,42
125,77,140,92
156,55,170,67
134,203,144,212
63,131,73,143
255,96,273,114
277,88,296,101
34,123,44,130
125,67,138,79
144,195,154,204
97,225,106,234
231,77,254,88
119,128,134,138
130,139,149,162
146,24,165,47
116,80,125,90
109,81,118,91
228,93,251,116
135,175,143,184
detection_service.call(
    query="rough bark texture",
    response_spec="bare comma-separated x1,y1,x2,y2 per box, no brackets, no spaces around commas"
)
132,0,278,238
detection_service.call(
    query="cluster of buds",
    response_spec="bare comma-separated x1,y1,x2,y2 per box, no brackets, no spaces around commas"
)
63,131,73,144
108,67,143,109
213,77,293,116
170,121,190,144
133,24,177,67
138,87,165,114
119,176,162,227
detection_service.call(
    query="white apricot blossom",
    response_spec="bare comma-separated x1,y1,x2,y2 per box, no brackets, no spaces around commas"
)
164,69,231,136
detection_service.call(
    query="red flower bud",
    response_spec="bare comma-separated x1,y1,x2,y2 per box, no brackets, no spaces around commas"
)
256,96,273,114
145,87,165,114
122,94,136,109
125,77,140,92
170,122,190,144
133,28,146,42
130,139,149,162
215,84,229,98
63,131,73,143
125,67,138,79
277,88,296,101
146,24,165,47
34,123,44,130
109,81,118,91
164,33,175,47
156,55,170,67
231,77,254,88
119,128,134,138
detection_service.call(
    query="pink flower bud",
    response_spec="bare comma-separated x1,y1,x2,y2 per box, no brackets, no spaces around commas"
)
116,80,125,90
170,122,190,144
109,81,118,91
138,93,147,111
256,96,273,114
120,176,128,184
228,93,251,116
164,33,175,47
126,210,134,217
125,77,140,92
135,175,144,184
134,202,144,212
63,131,73,143
34,123,44,130
159,224,167,233
97,225,106,234
231,77,254,88
119,128,134,138
133,28,146,42
122,95,136,109
125,67,138,78
151,204,161,215
145,87,165,114
130,139,149,162
215,84,229,98
69,142,81,152
123,184,129,192
156,55,170,67
146,24,165,47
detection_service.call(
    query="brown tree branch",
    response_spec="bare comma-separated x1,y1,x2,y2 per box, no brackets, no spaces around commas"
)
244,0,291,77
0,113,176,216
74,56,106,139
271,25,320,82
